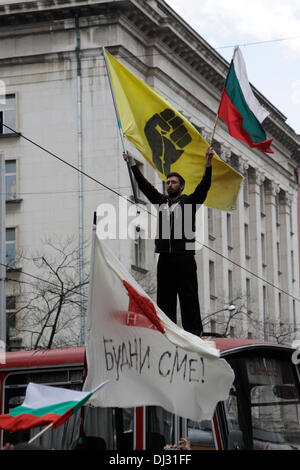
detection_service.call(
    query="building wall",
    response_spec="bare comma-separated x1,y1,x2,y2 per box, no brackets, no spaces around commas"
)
0,0,299,348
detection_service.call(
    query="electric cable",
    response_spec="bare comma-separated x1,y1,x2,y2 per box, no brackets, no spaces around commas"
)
2,122,300,303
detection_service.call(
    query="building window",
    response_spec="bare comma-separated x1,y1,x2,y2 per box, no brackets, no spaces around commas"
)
261,233,266,267
209,260,215,297
277,242,281,274
278,293,282,317
6,296,16,329
290,208,294,235
246,277,251,312
243,172,249,205
0,94,16,134
263,285,268,339
244,223,250,258
227,213,232,248
275,194,280,225
5,160,17,201
208,208,215,239
263,286,267,309
260,184,265,215
6,228,16,268
228,269,233,301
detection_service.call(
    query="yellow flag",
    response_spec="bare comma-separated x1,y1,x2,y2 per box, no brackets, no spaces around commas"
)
105,50,243,211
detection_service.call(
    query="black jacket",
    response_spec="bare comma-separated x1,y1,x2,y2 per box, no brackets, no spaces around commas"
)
131,165,212,254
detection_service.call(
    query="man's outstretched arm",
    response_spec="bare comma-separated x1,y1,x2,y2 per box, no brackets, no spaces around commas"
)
123,151,165,205
186,146,213,204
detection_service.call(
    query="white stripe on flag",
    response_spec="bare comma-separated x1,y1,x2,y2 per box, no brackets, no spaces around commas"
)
22,383,91,409
233,45,269,124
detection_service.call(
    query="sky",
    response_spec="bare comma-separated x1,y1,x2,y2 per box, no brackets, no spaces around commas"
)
165,0,300,135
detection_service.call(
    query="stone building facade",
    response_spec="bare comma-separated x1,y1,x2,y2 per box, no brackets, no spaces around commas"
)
0,0,299,348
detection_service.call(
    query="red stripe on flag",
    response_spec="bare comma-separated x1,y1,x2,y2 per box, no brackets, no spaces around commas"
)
0,411,69,432
218,87,274,153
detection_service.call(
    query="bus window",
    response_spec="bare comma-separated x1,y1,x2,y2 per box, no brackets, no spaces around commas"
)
114,408,134,450
223,384,246,449
187,419,215,450
247,357,300,450
82,407,114,450
224,355,300,450
2,367,84,449
146,406,174,450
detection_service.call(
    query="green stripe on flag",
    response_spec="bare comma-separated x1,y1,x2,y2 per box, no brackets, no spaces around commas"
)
10,400,83,418
225,62,267,143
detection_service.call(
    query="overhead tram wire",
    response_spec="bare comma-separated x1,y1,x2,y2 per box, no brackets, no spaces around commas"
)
0,33,298,82
1,123,139,213
3,123,300,304
194,240,300,303
42,34,300,62
216,35,300,50
1,261,89,299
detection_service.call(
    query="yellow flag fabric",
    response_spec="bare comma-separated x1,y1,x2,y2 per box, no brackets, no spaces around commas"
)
105,50,243,210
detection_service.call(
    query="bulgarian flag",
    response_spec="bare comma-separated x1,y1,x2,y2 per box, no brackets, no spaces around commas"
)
218,45,273,153
0,381,107,432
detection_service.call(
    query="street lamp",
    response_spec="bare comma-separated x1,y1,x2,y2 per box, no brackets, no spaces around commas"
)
203,304,236,319
201,304,236,337
225,304,236,312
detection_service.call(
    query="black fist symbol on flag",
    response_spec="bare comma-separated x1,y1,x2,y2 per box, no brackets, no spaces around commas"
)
144,108,192,176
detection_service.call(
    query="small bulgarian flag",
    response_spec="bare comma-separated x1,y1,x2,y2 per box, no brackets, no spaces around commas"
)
218,45,273,153
0,381,108,432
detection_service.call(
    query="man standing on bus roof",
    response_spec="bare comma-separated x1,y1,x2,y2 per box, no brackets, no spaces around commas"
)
123,146,213,336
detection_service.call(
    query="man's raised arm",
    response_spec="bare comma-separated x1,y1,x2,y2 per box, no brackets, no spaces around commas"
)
123,151,164,205
186,146,213,205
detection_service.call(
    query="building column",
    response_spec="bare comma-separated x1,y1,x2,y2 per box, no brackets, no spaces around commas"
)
215,143,232,305
197,204,211,326
230,155,248,336
248,167,265,338
264,179,280,337
278,191,293,327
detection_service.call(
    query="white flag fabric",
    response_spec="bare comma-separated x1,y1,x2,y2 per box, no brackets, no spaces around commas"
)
84,229,234,421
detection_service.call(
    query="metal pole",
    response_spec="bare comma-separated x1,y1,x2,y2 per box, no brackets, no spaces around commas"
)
75,15,85,346
102,47,139,205
28,423,53,444
0,154,6,347
210,113,219,145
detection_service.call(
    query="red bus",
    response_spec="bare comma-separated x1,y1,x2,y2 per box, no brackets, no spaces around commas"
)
1,337,300,450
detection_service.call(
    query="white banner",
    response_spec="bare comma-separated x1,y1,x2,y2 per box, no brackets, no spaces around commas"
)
84,229,234,421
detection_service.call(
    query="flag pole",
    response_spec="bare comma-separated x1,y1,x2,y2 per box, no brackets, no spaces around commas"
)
102,47,139,206
210,113,219,146
28,423,53,444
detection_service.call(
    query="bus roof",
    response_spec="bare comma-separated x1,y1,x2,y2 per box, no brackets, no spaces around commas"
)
210,337,293,355
0,338,294,371
0,346,85,371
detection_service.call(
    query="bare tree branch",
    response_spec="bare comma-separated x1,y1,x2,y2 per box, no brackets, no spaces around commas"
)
7,236,90,350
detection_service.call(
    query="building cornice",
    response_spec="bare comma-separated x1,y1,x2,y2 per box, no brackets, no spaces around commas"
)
0,0,300,161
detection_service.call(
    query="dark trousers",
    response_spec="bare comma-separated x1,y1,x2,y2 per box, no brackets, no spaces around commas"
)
156,253,203,335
